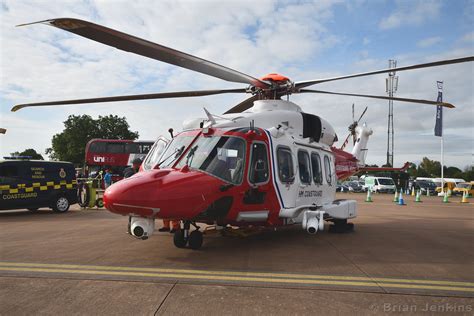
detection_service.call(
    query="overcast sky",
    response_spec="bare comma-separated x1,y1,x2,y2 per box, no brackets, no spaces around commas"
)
0,0,473,169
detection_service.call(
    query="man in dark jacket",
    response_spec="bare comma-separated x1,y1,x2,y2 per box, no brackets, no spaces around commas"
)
123,158,142,178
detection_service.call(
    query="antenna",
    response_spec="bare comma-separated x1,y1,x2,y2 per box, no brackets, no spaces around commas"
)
250,119,255,131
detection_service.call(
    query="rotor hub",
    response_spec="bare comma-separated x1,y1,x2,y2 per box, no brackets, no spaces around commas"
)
260,73,290,83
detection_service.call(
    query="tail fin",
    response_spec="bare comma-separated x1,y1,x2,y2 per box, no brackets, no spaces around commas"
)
351,123,373,166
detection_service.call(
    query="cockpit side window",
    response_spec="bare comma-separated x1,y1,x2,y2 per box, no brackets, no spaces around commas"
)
249,142,269,184
277,147,294,184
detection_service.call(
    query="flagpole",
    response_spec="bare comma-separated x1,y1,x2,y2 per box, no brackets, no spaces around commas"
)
438,81,444,195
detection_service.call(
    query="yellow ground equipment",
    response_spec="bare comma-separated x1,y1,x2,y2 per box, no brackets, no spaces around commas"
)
77,173,105,208
453,182,474,197
461,191,469,203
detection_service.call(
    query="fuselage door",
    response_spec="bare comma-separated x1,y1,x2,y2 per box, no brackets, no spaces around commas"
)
274,146,298,208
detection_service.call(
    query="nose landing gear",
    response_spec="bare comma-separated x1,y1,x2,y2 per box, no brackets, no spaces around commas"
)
173,220,203,250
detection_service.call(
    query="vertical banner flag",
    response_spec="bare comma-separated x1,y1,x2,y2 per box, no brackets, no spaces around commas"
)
434,81,443,137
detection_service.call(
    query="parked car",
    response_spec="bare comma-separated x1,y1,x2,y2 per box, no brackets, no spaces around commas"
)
336,184,351,192
0,158,77,212
364,176,396,193
433,178,465,193
413,180,437,195
345,181,366,193
453,182,474,196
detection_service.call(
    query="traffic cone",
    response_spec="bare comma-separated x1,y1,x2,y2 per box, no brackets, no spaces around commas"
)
411,187,415,196
447,189,452,197
365,190,373,202
443,193,449,203
398,190,405,205
393,190,399,203
415,190,422,203
426,189,430,197
461,191,469,203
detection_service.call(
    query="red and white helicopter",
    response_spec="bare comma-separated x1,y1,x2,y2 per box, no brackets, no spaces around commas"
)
12,18,473,249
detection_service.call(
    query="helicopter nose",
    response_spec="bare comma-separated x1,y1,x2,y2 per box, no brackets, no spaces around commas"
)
104,169,224,219
104,170,170,217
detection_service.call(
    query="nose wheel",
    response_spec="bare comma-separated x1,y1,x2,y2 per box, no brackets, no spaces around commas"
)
173,221,203,250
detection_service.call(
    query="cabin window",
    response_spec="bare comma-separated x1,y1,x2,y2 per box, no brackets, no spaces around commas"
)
249,142,269,184
125,143,140,154
107,143,125,154
89,142,106,153
0,165,18,178
324,155,332,185
297,150,311,185
277,147,294,183
311,152,323,185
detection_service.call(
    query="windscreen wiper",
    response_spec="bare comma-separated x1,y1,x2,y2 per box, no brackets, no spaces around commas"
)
156,146,185,167
185,145,198,166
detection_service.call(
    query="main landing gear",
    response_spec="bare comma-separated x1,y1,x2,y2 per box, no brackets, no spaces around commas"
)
328,219,355,233
173,221,203,250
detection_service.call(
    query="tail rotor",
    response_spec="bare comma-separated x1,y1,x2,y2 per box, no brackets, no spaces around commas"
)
341,104,368,150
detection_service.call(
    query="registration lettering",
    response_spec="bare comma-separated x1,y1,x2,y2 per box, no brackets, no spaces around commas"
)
298,190,322,198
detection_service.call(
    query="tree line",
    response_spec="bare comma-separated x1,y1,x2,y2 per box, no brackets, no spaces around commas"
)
11,114,138,165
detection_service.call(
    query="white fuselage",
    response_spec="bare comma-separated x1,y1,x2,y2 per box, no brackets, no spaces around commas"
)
180,99,357,224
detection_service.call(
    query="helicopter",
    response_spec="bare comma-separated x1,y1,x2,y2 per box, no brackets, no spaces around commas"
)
11,18,473,249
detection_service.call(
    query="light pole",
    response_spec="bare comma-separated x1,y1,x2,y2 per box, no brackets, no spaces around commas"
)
386,59,398,167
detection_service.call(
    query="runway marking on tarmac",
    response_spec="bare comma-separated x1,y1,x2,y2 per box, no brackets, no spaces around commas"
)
0,262,473,294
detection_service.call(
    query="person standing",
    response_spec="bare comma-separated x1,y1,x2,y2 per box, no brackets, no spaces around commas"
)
159,220,180,233
123,158,142,178
104,168,113,189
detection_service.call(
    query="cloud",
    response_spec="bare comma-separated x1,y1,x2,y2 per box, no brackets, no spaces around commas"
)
0,0,473,169
462,31,474,42
417,36,442,48
0,0,342,153
379,0,441,30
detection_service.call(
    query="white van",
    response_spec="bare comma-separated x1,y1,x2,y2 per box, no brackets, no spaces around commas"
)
364,176,396,193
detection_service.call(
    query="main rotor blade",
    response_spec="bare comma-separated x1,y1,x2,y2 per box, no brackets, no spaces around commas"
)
295,56,474,89
19,18,270,89
340,133,351,150
357,106,368,124
299,89,455,108
11,88,247,112
223,95,259,114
